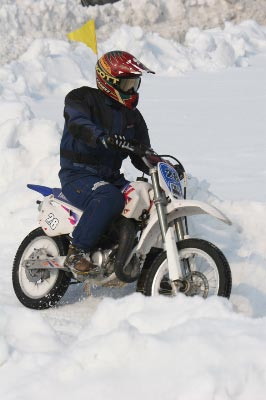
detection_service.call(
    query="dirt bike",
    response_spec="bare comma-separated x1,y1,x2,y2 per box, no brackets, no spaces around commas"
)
12,144,232,309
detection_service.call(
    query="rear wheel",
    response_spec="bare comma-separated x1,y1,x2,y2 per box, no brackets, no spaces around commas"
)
12,228,70,309
142,239,231,298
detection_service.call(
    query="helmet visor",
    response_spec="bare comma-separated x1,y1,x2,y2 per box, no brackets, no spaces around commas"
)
118,77,141,94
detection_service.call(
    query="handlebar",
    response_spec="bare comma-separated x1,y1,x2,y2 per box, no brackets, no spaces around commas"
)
118,142,165,169
107,136,185,178
115,138,187,200
123,143,186,178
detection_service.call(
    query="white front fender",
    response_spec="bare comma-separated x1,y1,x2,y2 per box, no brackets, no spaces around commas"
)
167,199,231,225
136,199,231,255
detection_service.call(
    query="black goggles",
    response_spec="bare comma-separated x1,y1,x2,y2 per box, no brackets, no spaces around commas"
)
117,77,141,94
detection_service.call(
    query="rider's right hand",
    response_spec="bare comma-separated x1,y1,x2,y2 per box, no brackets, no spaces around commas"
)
97,134,152,159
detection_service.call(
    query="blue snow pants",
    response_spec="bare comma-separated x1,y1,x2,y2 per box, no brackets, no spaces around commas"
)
62,175,126,251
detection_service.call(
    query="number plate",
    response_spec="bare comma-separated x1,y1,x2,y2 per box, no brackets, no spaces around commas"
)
158,163,183,199
45,213,59,230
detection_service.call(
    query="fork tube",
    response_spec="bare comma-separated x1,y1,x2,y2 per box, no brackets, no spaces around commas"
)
174,218,185,241
150,168,168,242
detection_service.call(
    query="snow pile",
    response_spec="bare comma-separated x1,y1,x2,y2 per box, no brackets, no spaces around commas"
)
2,20,266,82
101,21,266,72
186,180,266,317
1,0,266,64
0,40,94,235
0,40,93,208
2,294,266,399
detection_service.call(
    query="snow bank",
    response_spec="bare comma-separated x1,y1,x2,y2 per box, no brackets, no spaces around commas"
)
101,21,266,73
1,294,266,399
63,295,266,400
2,20,266,85
1,0,266,64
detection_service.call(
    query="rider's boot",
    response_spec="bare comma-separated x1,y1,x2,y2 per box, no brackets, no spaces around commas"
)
64,244,98,275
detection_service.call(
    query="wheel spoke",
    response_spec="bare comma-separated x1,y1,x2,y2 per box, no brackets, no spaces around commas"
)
18,236,60,299
13,228,71,309
149,241,228,298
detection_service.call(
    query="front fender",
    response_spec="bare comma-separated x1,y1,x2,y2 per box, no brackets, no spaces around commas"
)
136,199,231,255
167,199,231,225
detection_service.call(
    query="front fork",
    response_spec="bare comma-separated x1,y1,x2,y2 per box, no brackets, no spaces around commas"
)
150,169,186,286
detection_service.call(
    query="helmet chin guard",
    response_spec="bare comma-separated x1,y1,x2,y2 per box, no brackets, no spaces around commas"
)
96,50,154,109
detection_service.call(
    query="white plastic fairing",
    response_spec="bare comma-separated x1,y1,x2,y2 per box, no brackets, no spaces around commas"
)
122,181,153,220
38,195,82,237
158,162,183,200
39,181,154,237
167,199,232,225
136,199,231,255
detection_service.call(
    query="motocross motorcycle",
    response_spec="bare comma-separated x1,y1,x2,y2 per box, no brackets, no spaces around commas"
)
12,144,232,310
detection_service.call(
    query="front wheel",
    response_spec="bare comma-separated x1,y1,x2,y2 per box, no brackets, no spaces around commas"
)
142,238,232,299
12,228,71,309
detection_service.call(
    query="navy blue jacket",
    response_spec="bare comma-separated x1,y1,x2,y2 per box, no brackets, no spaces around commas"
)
59,87,151,188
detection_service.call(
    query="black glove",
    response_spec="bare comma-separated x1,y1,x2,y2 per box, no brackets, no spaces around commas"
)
131,142,152,157
98,134,131,150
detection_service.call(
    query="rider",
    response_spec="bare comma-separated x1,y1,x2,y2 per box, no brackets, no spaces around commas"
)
59,50,155,275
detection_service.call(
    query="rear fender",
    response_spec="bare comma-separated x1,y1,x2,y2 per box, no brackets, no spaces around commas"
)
38,195,82,236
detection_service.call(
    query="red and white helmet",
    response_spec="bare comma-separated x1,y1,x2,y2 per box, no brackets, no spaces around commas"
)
96,50,154,109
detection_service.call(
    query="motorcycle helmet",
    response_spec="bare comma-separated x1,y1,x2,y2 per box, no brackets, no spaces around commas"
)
96,50,154,109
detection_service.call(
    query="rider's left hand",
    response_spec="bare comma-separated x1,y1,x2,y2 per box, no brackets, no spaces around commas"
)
108,135,131,149
98,134,131,150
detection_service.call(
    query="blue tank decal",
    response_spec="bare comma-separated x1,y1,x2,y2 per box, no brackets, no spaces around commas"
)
158,163,183,199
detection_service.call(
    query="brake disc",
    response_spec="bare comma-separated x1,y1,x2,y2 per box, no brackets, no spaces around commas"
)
25,267,50,283
24,248,51,283
180,271,209,298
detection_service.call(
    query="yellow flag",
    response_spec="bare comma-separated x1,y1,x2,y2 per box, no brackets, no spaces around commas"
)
67,20,98,55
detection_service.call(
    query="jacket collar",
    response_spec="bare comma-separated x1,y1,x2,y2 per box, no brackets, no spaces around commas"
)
99,90,124,109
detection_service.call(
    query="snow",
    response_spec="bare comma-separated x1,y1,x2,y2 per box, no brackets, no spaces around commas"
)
2,0,266,64
1,0,266,398
2,295,266,399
